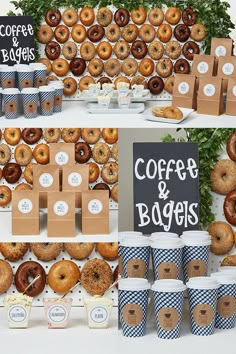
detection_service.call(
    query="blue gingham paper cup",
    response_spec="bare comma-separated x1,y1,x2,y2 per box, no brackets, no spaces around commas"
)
39,86,55,116
31,64,47,88
17,67,34,91
187,277,219,336
120,237,150,279
0,65,9,88
1,67,16,89
211,272,236,330
0,88,3,116
3,88,20,119
22,88,39,119
119,278,150,337
48,81,64,113
152,280,186,339
118,232,143,278
151,238,184,281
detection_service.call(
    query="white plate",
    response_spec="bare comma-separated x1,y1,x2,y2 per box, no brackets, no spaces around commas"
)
79,90,151,102
145,107,195,124
86,102,145,114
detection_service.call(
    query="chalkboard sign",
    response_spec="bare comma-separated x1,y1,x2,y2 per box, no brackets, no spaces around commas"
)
0,16,35,65
133,143,199,235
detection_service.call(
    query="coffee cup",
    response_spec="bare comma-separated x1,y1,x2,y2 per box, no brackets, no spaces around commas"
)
1,66,16,89
21,87,39,119
3,88,20,119
48,81,64,113
31,63,47,88
17,66,34,91
39,85,55,116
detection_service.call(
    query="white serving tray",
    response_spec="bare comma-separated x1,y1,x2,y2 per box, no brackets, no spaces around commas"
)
79,90,151,103
145,107,195,124
86,102,145,114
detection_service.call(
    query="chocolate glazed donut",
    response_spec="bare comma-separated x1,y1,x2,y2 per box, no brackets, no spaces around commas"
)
114,8,130,27
22,128,42,145
75,142,92,163
45,9,61,27
69,58,86,76
15,261,46,297
182,41,200,61
227,131,236,162
45,41,61,60
97,77,112,87
174,24,190,42
174,59,190,74
148,76,164,95
224,190,236,225
3,163,22,184
87,25,105,43
182,7,198,26
131,40,148,59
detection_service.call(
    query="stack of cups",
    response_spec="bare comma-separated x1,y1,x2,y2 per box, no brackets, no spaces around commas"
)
3,88,20,119
119,278,150,337
187,277,219,336
21,88,39,119
39,85,55,116
48,81,64,113
152,279,186,339
30,63,47,88
1,66,16,89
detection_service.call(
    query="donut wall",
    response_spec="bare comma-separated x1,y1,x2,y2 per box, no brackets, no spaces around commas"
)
0,128,118,211
37,5,206,100
0,243,118,307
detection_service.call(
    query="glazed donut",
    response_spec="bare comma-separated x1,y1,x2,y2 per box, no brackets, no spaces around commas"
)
157,24,172,43
224,191,236,225
166,40,182,60
227,131,236,162
64,243,94,260
131,76,147,88
148,8,164,26
131,6,147,25
164,76,175,94
92,142,110,164
63,77,77,96
174,24,190,42
87,25,105,43
156,58,173,78
62,8,78,27
24,163,35,184
80,258,112,295
139,24,156,43
71,24,86,43
45,41,61,60
0,243,29,261
106,24,121,42
183,41,200,61
38,58,52,75
121,24,138,43
80,42,96,61
163,106,183,120
70,58,86,76
131,40,147,59
33,144,49,165
148,76,164,95
97,7,113,27
211,160,236,195
104,59,121,77
0,186,12,207
221,255,236,266
37,25,53,44
139,58,154,77
97,77,112,88
48,260,80,293
93,183,111,197
121,58,138,76
3,163,21,184
52,58,69,76
114,41,130,60
114,8,130,27
96,243,118,261
54,25,70,43
174,59,190,74
79,76,95,91
43,128,61,143
182,7,198,26
88,58,104,77
75,142,92,163
15,261,46,297
14,144,33,166
208,221,234,255
4,128,21,146
62,41,77,60
101,162,118,184
191,24,206,42
96,41,112,60
87,162,100,183
31,243,63,261
15,183,32,191
114,77,130,89
111,183,118,203
62,128,80,143
0,260,13,293
165,7,181,25
79,7,95,26
0,144,11,165
111,143,118,161
81,128,100,144
45,9,61,27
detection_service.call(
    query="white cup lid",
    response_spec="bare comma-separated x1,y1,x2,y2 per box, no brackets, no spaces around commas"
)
119,278,150,291
151,232,179,238
31,63,47,70
218,266,236,273
0,88,3,93
151,238,184,249
21,88,39,94
152,279,186,293
39,85,55,93
187,277,219,290
48,81,64,89
211,272,236,284
180,235,211,246
0,66,16,72
3,88,19,94
17,67,34,73
121,236,150,247
182,231,209,236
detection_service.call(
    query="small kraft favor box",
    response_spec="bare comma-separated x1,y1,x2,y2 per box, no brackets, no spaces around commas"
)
197,77,224,116
192,55,216,88
47,192,75,237
172,74,197,109
211,38,233,59
82,190,109,235
226,78,236,115
217,56,236,92
12,190,40,235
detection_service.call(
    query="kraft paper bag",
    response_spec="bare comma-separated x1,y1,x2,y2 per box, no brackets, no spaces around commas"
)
192,55,216,89
217,56,236,92
50,143,75,166
172,74,197,110
197,77,224,116
211,38,233,75
226,78,236,115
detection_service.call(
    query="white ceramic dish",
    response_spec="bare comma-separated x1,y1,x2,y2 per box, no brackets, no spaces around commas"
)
145,107,195,124
86,102,145,114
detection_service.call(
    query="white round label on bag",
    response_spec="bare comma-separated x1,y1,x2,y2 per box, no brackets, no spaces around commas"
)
215,45,227,57
48,305,68,324
53,201,69,216
178,82,189,95
203,84,216,97
55,152,69,165
88,199,103,214
39,173,53,188
197,62,209,74
223,63,234,76
68,173,82,187
9,305,27,323
90,306,108,324
232,85,236,96
18,199,33,214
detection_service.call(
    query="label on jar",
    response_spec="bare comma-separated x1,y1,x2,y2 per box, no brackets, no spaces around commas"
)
68,172,82,187
48,305,68,324
18,199,33,214
53,201,69,216
122,304,143,327
178,82,190,95
126,259,146,278
158,262,178,280
222,63,235,76
187,259,207,278
197,62,209,74
88,199,103,214
39,173,53,188
90,306,108,324
232,85,236,97
215,45,227,57
193,304,214,327
55,152,69,166
203,84,216,97
8,305,27,323
217,295,236,318
158,307,179,331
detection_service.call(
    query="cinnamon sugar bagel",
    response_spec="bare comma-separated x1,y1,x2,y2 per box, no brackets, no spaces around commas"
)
210,160,236,195
208,221,235,255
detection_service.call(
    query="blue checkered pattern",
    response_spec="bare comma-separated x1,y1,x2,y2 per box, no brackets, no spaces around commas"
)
17,71,34,91
22,92,39,119
121,245,150,279
0,93,2,117
153,291,184,339
39,91,54,116
119,289,149,337
152,248,183,281
34,69,46,88
183,245,209,283
188,288,218,336
4,94,19,119
215,284,236,330
53,88,63,113
1,71,16,89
